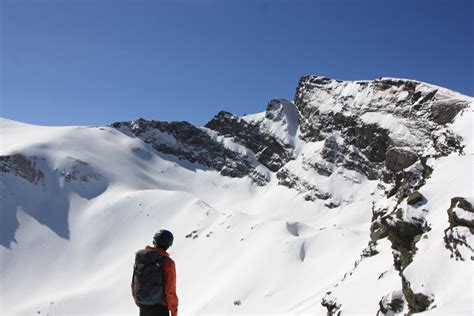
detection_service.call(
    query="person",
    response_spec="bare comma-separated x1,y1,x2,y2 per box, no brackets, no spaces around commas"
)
132,230,179,316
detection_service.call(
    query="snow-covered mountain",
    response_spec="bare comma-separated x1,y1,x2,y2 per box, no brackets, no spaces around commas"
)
1,76,472,315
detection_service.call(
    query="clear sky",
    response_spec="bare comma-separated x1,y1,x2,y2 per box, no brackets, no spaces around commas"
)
1,0,473,126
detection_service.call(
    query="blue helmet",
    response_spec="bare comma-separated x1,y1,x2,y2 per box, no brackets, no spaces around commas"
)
153,229,174,250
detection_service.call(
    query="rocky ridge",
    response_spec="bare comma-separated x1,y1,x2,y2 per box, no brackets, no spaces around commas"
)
109,77,471,315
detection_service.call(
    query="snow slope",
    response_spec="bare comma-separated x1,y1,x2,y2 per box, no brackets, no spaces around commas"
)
1,77,472,315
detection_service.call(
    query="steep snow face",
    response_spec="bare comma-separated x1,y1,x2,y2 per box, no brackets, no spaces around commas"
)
1,76,473,316
243,99,300,147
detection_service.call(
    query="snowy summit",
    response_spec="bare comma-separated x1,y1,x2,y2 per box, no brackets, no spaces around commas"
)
1,76,473,315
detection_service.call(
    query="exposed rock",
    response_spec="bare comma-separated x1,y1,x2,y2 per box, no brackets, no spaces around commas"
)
0,154,45,185
293,75,470,192
386,159,432,202
347,124,391,163
430,99,468,124
321,292,342,316
432,129,464,156
377,290,406,315
402,275,434,313
444,197,474,260
361,241,380,258
276,168,331,201
385,148,418,172
407,191,424,205
321,136,342,163
58,156,101,183
309,160,334,177
370,220,389,242
447,197,473,228
324,199,341,209
381,211,429,271
205,111,293,172
112,119,267,185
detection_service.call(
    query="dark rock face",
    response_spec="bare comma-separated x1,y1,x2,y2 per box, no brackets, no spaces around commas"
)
447,197,473,228
293,75,469,189
276,168,331,202
381,211,429,271
0,154,45,184
112,118,267,185
377,291,405,315
385,148,418,172
377,205,434,313
444,197,474,261
348,124,391,163
406,191,424,205
321,292,342,316
402,276,434,313
430,100,468,124
385,159,433,203
370,203,390,242
294,76,407,181
205,111,293,172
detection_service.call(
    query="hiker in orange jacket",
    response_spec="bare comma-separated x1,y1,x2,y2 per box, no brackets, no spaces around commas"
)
132,230,179,316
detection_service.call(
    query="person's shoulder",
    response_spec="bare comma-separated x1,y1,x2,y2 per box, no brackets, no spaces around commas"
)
164,255,176,266
135,246,153,255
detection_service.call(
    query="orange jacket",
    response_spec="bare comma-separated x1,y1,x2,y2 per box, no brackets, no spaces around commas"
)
153,247,178,316
136,246,179,316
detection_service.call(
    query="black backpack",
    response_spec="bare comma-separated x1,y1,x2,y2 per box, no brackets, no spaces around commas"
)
132,248,167,306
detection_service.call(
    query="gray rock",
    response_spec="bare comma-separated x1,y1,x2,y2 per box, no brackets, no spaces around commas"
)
205,111,293,172
112,119,266,185
321,292,342,316
447,197,473,228
402,275,434,313
431,100,468,124
381,213,429,270
407,191,424,205
0,154,45,184
444,197,474,260
385,148,418,172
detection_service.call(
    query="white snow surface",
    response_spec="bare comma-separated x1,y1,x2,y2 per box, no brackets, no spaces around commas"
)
0,85,473,315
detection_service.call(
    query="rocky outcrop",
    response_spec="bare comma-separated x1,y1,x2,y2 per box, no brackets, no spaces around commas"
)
321,292,342,316
276,168,331,202
385,158,433,202
385,148,418,172
375,206,435,313
205,110,293,172
58,156,102,183
294,75,469,186
0,154,45,185
430,99,467,124
306,159,334,177
377,290,406,315
112,119,268,185
444,197,474,261
401,276,435,313
406,191,424,205
381,209,430,271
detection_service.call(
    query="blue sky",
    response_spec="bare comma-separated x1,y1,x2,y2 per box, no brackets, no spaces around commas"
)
1,0,473,126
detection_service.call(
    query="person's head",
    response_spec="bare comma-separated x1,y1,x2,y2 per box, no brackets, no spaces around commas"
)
153,229,174,250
